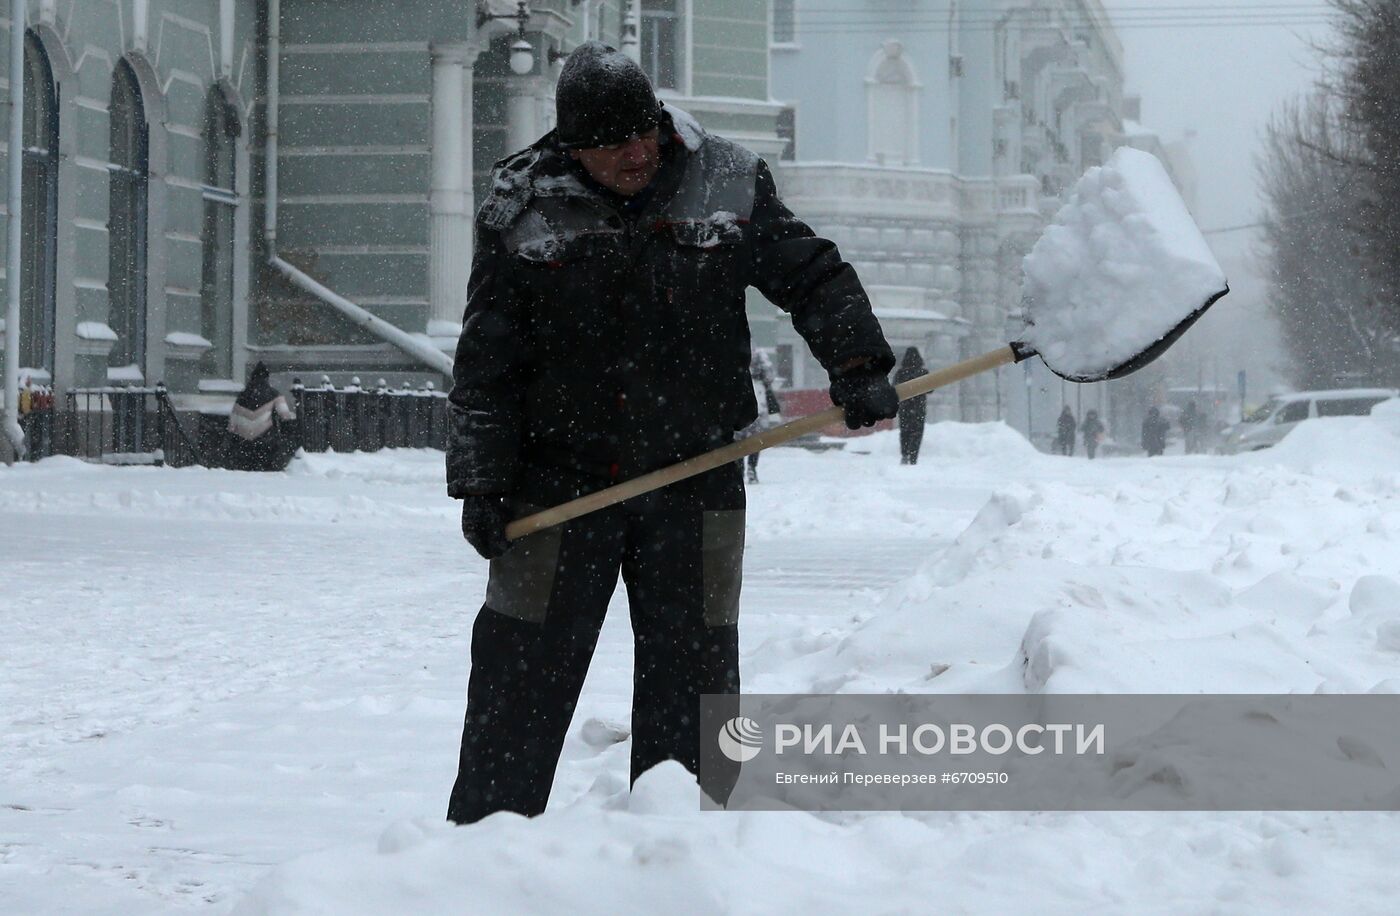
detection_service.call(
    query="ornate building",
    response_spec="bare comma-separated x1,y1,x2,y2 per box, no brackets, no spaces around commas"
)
766,0,1188,440
0,0,782,430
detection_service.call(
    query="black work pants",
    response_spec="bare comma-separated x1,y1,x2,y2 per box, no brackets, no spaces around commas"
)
447,494,744,824
899,420,924,465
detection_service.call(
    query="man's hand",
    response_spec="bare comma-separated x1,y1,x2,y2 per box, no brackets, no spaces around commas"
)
830,371,900,430
461,495,513,559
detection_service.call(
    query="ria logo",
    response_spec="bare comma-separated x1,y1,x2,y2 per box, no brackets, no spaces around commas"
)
717,716,763,762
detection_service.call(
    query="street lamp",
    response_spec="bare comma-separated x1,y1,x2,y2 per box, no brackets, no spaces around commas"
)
477,1,578,74
508,39,534,75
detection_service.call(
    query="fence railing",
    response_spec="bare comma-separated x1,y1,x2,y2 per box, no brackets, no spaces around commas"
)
14,376,450,467
60,384,205,467
290,376,450,453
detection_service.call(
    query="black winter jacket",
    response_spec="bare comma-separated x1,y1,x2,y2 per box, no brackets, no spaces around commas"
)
447,108,894,504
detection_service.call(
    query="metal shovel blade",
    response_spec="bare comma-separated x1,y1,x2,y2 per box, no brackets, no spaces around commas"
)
1022,283,1231,383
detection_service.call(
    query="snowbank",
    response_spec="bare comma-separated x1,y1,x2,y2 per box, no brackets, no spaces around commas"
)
1241,415,1400,479
836,422,1037,463
1021,147,1227,381
232,762,1394,916
9,412,1400,914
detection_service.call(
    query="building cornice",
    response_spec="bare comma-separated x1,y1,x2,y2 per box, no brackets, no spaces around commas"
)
775,163,1041,222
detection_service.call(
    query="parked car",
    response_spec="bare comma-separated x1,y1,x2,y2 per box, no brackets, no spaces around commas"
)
1218,388,1399,454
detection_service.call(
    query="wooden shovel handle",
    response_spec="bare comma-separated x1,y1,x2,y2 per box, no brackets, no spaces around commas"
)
504,345,1019,540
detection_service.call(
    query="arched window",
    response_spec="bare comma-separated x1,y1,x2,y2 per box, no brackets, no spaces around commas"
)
20,31,59,378
866,41,920,167
201,86,239,378
108,58,149,376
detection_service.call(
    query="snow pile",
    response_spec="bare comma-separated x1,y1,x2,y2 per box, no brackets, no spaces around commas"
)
1243,414,1400,479
917,420,1038,461
1021,147,1228,381
1367,396,1400,438
231,761,1395,916
10,413,1400,913
842,422,1036,463
807,455,1400,697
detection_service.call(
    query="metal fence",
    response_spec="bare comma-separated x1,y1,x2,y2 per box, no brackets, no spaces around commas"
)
60,383,205,467
290,376,450,453
14,376,450,467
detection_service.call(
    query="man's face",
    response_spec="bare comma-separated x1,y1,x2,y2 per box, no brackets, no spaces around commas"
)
570,127,661,196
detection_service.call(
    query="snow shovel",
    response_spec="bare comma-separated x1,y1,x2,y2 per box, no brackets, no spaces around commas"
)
504,147,1229,541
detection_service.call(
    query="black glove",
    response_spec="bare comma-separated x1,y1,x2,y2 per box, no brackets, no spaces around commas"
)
461,495,513,560
830,371,900,430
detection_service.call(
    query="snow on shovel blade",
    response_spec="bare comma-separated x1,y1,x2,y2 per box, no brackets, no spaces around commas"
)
1016,146,1229,383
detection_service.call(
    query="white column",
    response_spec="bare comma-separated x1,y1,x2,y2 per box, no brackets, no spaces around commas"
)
460,53,476,253
133,0,149,53
621,0,641,63
429,43,479,335
219,0,235,77
506,81,537,153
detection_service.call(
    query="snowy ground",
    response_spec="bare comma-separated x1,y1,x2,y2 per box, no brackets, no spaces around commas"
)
4,410,1400,914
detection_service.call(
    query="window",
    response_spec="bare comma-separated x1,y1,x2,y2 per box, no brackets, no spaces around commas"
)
108,59,150,376
1277,401,1309,424
1316,396,1390,418
777,106,796,161
641,0,681,91
772,0,796,45
775,345,794,388
866,41,920,167
201,86,240,378
20,31,58,377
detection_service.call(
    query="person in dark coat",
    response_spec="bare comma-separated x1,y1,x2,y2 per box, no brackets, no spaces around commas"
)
1081,409,1105,460
446,43,898,824
1055,405,1076,456
224,362,298,472
1141,406,1169,457
894,347,927,464
737,350,783,483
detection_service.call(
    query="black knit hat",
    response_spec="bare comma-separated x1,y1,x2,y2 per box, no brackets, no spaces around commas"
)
555,41,662,149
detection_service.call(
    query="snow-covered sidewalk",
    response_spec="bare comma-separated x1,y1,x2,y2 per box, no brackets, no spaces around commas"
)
3,416,1400,914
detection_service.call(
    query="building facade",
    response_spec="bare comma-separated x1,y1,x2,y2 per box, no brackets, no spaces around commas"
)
767,0,1190,444
1,0,261,405
2,0,1192,456
0,0,782,438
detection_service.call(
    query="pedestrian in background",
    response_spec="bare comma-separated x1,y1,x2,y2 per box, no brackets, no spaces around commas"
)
894,347,927,465
1056,405,1077,456
1081,409,1105,460
224,362,298,472
738,350,783,483
1141,406,1168,457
